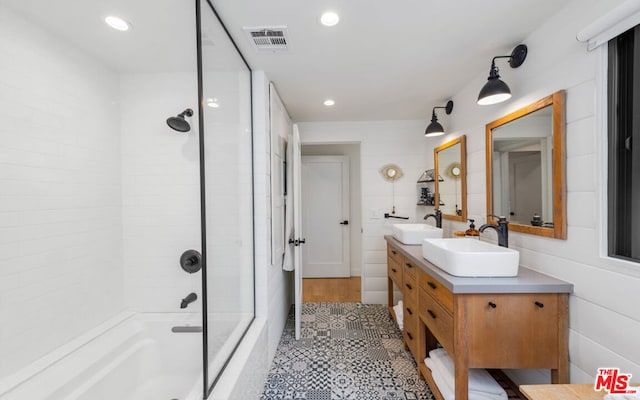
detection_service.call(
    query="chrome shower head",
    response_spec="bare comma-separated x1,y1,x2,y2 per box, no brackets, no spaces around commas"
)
166,108,193,132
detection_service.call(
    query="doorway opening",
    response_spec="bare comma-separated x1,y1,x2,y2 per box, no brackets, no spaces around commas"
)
300,143,362,303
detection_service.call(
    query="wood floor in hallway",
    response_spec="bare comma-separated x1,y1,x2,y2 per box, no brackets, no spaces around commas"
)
302,277,361,302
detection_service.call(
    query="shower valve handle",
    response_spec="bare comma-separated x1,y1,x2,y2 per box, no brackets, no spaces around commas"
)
180,250,202,274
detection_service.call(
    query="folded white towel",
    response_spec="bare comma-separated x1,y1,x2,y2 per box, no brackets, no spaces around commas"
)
427,358,455,400
429,347,448,360
426,357,507,400
393,301,404,330
424,352,507,399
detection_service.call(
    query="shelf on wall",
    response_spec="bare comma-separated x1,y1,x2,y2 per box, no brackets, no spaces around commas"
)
417,201,444,206
417,169,444,183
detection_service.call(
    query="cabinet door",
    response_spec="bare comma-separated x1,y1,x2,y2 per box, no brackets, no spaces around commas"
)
463,293,559,368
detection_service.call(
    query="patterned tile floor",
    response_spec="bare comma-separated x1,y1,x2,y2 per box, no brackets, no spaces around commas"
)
261,303,434,400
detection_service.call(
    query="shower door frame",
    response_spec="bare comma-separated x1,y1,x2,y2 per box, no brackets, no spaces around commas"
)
194,0,256,397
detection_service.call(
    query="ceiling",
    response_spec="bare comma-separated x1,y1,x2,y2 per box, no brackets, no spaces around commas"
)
2,0,571,122
1,0,199,73
211,0,571,122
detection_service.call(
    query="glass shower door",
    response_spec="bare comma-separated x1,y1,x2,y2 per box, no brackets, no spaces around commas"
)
196,0,255,393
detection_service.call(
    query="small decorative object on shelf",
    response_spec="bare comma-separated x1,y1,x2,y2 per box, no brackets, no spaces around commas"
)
418,187,434,205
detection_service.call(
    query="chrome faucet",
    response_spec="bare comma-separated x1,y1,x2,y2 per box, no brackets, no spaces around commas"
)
479,216,509,247
180,292,197,309
424,209,442,228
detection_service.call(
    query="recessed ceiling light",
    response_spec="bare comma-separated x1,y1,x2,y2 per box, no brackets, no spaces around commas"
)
324,99,335,106
320,12,340,27
207,98,220,108
105,16,130,31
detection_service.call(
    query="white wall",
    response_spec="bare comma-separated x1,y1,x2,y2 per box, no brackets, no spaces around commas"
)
253,71,294,363
0,5,124,378
120,73,202,312
430,0,640,384
301,143,363,277
298,120,440,303
269,85,292,269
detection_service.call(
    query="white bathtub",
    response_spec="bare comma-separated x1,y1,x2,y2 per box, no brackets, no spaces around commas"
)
0,312,204,400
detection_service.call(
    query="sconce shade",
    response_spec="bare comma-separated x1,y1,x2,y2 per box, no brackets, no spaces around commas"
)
477,75,512,105
477,44,527,106
424,100,453,137
425,119,445,137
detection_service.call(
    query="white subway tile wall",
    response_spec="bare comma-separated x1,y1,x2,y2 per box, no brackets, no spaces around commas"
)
0,5,124,377
253,72,294,364
119,73,201,312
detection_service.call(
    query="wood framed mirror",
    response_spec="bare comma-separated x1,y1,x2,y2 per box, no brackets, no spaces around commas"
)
485,90,566,239
434,135,467,221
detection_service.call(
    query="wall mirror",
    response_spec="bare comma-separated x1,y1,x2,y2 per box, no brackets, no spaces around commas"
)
434,135,467,221
485,90,566,239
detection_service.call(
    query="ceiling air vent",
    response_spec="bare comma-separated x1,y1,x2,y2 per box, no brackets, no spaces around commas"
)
243,26,290,53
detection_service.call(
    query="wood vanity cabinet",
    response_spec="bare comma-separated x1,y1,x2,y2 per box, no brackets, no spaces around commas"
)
387,243,421,360
386,238,571,400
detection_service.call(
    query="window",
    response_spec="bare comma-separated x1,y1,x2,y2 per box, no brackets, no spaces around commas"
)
608,25,640,262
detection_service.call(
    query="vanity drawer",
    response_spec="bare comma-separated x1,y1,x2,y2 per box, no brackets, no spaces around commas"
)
418,268,453,313
388,243,402,263
419,288,454,353
403,298,418,330
388,257,403,287
404,329,419,360
403,258,418,278
402,272,418,305
402,303,418,360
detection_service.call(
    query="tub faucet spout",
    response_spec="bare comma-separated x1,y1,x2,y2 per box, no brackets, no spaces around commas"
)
479,216,509,247
180,292,197,309
424,209,442,228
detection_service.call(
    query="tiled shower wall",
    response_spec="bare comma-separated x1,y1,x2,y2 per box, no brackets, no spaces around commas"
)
0,5,124,377
119,73,201,312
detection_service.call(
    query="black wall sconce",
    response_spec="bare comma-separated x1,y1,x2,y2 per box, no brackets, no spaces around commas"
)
425,100,454,137
477,44,528,106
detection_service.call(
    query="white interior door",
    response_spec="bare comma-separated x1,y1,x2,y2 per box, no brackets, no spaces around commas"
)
292,126,302,340
301,156,350,278
509,151,542,222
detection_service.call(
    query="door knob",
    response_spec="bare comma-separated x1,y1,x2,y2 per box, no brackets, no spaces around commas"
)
339,220,349,225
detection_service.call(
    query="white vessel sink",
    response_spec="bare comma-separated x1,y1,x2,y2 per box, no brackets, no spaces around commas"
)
392,224,443,245
421,238,519,277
